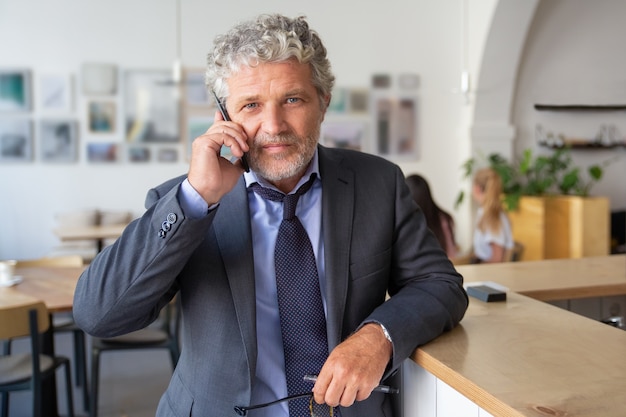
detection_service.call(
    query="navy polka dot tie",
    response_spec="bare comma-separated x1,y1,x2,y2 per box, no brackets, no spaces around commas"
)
251,174,334,416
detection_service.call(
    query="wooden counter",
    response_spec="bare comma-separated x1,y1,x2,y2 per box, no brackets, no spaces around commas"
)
410,292,626,417
404,255,626,417
456,254,626,301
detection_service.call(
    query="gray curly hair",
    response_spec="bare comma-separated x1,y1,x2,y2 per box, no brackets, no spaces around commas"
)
206,14,335,110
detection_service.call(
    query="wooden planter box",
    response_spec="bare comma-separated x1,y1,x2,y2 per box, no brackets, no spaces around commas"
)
508,195,610,261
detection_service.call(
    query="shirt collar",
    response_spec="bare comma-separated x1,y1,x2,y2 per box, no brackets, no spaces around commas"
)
244,147,321,193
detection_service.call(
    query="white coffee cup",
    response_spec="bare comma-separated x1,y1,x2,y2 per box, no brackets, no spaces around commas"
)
0,260,17,285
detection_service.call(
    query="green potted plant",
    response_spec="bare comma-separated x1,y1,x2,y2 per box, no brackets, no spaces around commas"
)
455,147,605,211
456,147,612,260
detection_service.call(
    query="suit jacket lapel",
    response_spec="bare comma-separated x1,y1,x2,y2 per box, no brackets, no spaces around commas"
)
213,177,257,382
319,146,354,348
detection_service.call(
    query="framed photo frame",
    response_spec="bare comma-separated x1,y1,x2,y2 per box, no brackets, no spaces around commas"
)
185,115,214,160
82,63,117,95
157,147,178,163
371,94,419,160
124,69,179,143
183,68,210,106
371,73,392,89
0,70,32,112
321,118,368,152
87,142,118,163
128,146,151,162
88,101,116,134
0,118,33,162
39,119,78,162
327,88,349,114
348,89,370,114
38,73,73,112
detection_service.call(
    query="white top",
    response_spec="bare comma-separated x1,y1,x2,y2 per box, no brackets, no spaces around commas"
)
473,208,514,261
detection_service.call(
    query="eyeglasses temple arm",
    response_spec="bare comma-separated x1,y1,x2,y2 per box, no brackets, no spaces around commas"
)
234,392,312,416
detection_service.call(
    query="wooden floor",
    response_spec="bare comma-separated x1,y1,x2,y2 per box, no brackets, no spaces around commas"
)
7,330,172,417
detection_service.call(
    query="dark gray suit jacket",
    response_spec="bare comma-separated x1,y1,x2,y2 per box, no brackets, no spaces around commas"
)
74,145,468,417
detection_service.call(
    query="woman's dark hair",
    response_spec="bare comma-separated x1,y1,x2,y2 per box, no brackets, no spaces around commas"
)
405,174,456,253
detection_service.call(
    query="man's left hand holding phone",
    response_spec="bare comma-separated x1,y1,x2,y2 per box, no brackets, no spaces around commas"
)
185,91,250,208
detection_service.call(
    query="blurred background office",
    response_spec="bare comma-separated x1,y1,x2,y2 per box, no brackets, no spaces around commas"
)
1,0,625,261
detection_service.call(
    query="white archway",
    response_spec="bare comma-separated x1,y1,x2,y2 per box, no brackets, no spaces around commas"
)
471,0,539,159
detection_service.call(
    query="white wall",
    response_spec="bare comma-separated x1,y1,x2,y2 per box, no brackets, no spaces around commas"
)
7,0,623,262
512,0,626,211
1,0,496,259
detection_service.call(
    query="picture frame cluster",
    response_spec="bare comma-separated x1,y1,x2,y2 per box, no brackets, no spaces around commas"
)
0,64,181,164
1,65,420,164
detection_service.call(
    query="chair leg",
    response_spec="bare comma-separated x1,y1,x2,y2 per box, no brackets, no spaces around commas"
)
63,360,75,417
33,377,41,417
90,348,100,417
74,329,90,411
1,342,9,417
1,392,8,417
72,330,84,386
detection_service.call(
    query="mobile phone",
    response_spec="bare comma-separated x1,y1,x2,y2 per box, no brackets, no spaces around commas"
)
212,90,250,172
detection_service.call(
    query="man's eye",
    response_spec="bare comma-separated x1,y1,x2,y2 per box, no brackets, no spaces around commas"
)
286,98,300,104
244,103,257,110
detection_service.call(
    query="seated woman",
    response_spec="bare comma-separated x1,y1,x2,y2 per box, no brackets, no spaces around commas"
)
471,168,514,263
405,174,459,259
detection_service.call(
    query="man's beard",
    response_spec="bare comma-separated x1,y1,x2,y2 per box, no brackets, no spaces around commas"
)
247,127,319,182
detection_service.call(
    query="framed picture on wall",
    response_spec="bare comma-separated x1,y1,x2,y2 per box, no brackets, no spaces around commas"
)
348,89,369,114
327,88,349,114
370,94,419,160
88,101,116,133
128,146,151,162
81,63,117,95
157,147,178,163
38,74,74,112
321,119,368,152
183,68,210,106
0,118,32,162
124,69,179,143
87,142,117,163
185,115,214,160
39,119,78,162
0,70,32,112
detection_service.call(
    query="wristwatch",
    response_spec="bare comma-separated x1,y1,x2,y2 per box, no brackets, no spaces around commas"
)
378,323,393,344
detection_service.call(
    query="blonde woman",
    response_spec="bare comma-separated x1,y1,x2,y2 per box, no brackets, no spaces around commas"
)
471,168,514,263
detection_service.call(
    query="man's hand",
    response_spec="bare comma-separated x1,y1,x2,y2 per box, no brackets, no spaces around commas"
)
312,323,393,408
187,110,250,205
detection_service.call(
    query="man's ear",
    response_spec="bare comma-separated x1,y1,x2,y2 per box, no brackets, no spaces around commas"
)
320,94,331,123
324,94,332,109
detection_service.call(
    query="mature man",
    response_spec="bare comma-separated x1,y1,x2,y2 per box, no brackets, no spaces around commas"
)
74,14,468,417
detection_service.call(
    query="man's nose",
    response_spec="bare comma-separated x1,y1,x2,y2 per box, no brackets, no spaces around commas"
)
260,104,287,136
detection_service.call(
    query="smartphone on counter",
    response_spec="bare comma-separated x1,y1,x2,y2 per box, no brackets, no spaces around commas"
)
212,90,250,172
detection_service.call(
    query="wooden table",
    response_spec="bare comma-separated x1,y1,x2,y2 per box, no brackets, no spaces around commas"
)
4,265,85,312
1,265,85,417
456,254,626,301
53,224,127,253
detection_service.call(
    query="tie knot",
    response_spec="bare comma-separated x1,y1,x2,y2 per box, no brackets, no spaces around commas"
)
251,174,316,220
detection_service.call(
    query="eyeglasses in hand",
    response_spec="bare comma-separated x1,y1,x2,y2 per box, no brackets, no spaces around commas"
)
233,375,399,416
